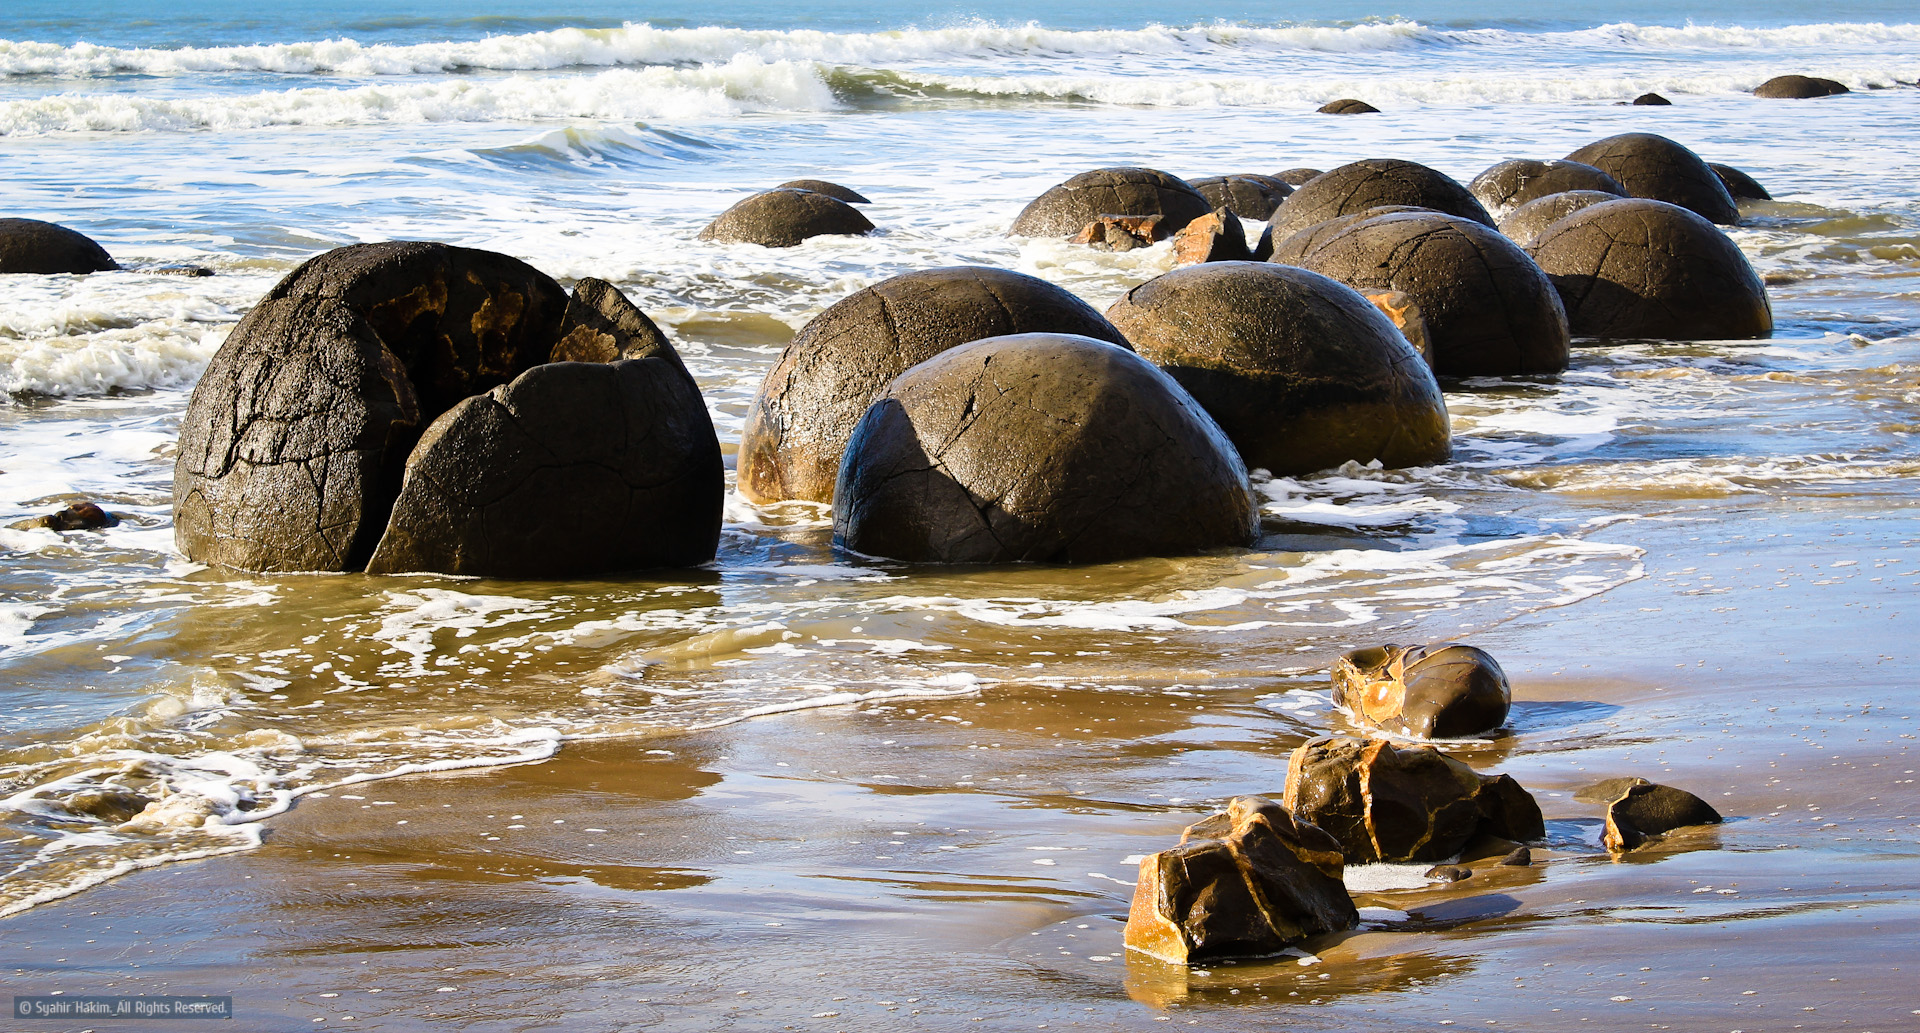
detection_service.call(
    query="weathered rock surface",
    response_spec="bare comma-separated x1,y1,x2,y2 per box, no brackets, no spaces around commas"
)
1276,168,1325,186
550,277,676,365
1269,208,1571,376
1631,92,1673,105
1105,262,1449,475
0,218,118,274
1365,289,1433,364
1267,159,1495,242
42,502,117,531
1071,214,1165,251
1190,175,1292,220
1467,159,1627,218
1124,796,1359,964
1283,736,1545,864
739,267,1129,505
1753,74,1849,98
776,179,872,203
364,355,722,577
1526,198,1772,340
1497,190,1625,247
1602,781,1723,852
1709,163,1772,202
697,188,874,247
832,332,1257,564
1170,208,1253,264
174,242,570,572
1010,168,1212,238
1563,133,1739,225
1318,98,1379,114
1330,642,1511,738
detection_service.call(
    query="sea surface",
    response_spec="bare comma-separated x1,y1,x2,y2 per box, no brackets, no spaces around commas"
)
2,2,1918,1030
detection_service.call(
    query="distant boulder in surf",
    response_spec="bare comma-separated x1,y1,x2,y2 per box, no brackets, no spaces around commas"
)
1284,736,1545,864
1496,190,1624,246
1190,174,1292,220
1468,159,1626,219
1317,98,1380,114
1564,133,1739,225
1753,74,1850,99
1525,198,1772,340
1104,262,1449,475
739,266,1128,505
0,218,117,275
41,501,118,532
832,333,1257,564
1276,168,1325,186
1630,92,1673,106
1009,167,1213,239
698,188,874,247
1708,163,1772,202
1269,208,1570,377
1330,642,1511,738
1267,159,1495,242
777,179,872,203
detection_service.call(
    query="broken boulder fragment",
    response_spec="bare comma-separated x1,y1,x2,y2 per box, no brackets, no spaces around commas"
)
1330,642,1512,738
550,277,676,365
1170,207,1251,264
1124,796,1359,965
1071,214,1165,251
1283,736,1545,864
1601,781,1723,852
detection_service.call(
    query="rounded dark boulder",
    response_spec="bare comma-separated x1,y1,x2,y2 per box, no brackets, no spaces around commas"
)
1631,92,1673,105
1009,168,1212,238
698,188,874,247
1270,209,1570,376
1190,174,1293,220
1526,198,1772,340
1563,133,1739,225
0,218,118,274
1753,74,1849,99
1709,163,1772,202
1104,262,1449,475
1468,159,1626,218
1331,642,1511,738
1276,168,1324,186
740,267,1130,505
1318,98,1379,114
1497,190,1625,246
776,179,871,203
832,333,1258,564
1268,159,1495,242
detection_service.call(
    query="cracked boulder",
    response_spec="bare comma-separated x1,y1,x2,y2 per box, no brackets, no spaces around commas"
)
1563,133,1739,225
1283,736,1545,864
1592,778,1724,852
1125,796,1358,965
1269,209,1570,377
1330,642,1511,738
1105,262,1448,475
776,179,871,203
1753,74,1849,99
1709,163,1772,202
1190,174,1292,220
549,277,675,364
832,332,1257,564
1267,159,1495,242
1170,208,1252,265
1496,190,1625,247
739,267,1129,505
0,218,118,274
1009,168,1213,238
697,188,874,247
1467,159,1626,219
1526,198,1772,340
363,354,722,577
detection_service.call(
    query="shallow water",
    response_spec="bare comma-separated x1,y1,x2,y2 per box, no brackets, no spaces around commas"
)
2,2,1919,1029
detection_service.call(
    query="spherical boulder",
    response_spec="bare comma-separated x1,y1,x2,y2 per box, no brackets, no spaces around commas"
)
1468,159,1626,218
1267,159,1495,242
832,333,1257,564
1496,190,1624,246
1563,133,1739,225
776,179,871,203
0,218,117,274
1104,262,1449,475
1009,168,1212,238
1270,209,1570,376
1318,98,1379,114
1708,163,1771,202
1276,168,1324,186
1190,174,1292,220
1527,198,1771,340
739,267,1130,505
698,188,874,247
1753,74,1849,98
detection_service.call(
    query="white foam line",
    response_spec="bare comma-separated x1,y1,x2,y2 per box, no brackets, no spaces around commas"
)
0,835,260,920
689,681,985,730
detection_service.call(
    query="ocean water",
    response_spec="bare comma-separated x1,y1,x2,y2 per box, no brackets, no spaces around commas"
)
2,2,1919,1028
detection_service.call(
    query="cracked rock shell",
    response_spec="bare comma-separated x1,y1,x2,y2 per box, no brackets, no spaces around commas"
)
739,267,1130,505
1267,159,1495,242
0,218,118,274
1467,159,1627,219
1563,133,1739,225
1283,736,1545,864
832,332,1258,564
1009,167,1213,238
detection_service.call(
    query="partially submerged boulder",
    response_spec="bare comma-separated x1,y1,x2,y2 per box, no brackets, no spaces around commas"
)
1753,74,1849,99
1170,208,1252,264
1283,736,1544,864
1631,92,1673,106
1190,174,1292,220
1124,796,1358,964
1496,190,1625,247
0,218,118,275
738,267,1129,505
1105,262,1449,475
1467,159,1627,218
1268,159,1495,242
1563,133,1739,225
1709,163,1772,202
1600,779,1723,852
1269,208,1571,377
42,502,117,531
832,333,1257,564
1331,642,1511,738
1526,198,1772,340
1318,98,1380,114
777,179,872,203
697,188,874,247
1010,168,1212,238
1276,168,1324,187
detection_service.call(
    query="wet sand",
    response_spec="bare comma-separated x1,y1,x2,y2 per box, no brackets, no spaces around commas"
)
4,494,1915,1032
